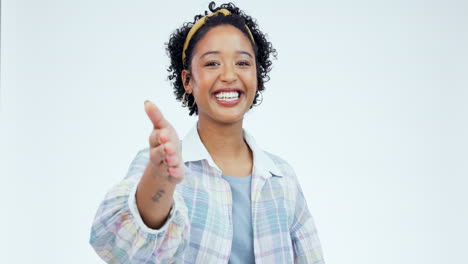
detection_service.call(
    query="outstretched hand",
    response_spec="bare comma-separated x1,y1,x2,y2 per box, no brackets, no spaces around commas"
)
144,100,184,184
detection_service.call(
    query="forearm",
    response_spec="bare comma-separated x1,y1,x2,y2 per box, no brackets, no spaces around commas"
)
136,163,176,229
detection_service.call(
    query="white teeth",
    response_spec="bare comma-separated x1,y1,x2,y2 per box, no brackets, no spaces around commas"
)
215,91,240,101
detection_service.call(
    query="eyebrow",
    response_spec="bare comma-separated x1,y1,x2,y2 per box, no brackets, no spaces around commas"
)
200,50,253,59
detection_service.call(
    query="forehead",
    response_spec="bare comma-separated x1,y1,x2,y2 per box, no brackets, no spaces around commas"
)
193,25,254,57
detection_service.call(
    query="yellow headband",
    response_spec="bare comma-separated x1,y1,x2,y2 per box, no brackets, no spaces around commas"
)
182,9,255,64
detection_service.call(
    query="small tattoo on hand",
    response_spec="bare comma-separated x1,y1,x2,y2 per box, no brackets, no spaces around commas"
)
151,189,165,202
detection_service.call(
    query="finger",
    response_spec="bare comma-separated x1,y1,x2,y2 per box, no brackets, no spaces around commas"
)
163,141,177,155
149,128,170,148
149,144,166,165
158,128,171,144
144,100,170,129
164,153,179,167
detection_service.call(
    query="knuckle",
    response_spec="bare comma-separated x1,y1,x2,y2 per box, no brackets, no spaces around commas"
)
164,143,171,153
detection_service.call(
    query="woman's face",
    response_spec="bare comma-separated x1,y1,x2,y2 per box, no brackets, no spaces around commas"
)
183,24,257,125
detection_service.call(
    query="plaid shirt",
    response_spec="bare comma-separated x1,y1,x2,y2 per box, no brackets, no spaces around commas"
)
90,123,325,263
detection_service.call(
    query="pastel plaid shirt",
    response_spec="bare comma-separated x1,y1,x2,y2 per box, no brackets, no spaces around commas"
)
90,123,325,263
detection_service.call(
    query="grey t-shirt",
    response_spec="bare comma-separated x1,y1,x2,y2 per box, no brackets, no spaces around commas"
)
221,174,255,264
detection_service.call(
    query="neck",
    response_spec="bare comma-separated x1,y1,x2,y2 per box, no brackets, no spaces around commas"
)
196,116,247,160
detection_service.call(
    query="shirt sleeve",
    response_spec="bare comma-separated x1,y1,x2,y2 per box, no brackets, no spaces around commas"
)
289,167,325,264
89,148,190,263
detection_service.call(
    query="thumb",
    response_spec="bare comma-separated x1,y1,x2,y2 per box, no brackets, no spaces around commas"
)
144,100,169,129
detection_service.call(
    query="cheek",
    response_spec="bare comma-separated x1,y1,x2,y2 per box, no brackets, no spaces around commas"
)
244,70,258,88
193,70,217,89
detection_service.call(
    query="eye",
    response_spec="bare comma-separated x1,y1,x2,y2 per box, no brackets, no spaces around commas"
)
204,61,220,67
237,61,251,66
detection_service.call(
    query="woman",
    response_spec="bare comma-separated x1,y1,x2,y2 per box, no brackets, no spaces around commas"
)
90,2,324,263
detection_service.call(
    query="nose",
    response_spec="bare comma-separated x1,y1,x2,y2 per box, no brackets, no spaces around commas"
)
220,64,237,83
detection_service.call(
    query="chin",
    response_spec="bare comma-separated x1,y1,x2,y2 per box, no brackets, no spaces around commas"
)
217,113,246,124
205,109,247,125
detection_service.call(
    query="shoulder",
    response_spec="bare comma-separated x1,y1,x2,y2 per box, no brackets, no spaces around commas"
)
262,150,297,179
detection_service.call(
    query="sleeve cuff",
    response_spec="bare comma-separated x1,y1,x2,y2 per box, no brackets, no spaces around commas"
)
127,180,177,235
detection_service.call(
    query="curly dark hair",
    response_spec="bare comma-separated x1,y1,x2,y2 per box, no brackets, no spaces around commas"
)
166,1,277,116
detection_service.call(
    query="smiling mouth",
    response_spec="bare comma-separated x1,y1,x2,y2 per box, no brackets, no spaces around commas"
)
214,91,241,101
212,90,244,106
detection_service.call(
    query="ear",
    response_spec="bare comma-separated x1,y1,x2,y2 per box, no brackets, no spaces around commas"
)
181,69,192,93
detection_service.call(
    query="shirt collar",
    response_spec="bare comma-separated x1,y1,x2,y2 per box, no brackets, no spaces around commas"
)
181,122,282,178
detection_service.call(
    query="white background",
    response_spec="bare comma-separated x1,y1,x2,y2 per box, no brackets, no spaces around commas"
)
1,0,467,263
